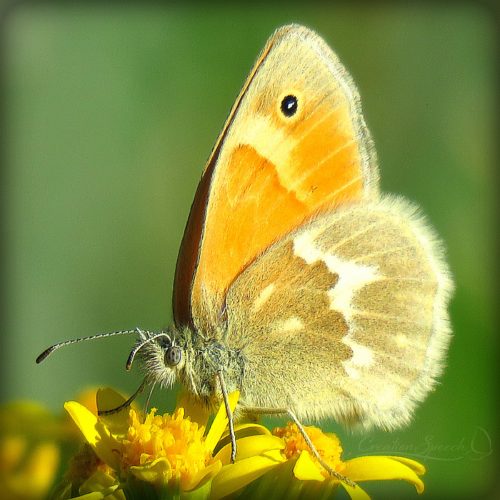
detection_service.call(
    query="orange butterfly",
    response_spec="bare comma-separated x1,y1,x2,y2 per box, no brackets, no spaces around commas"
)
173,22,452,429
38,24,453,479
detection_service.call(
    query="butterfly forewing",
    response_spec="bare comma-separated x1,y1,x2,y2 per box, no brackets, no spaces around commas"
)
174,25,378,328
223,197,452,429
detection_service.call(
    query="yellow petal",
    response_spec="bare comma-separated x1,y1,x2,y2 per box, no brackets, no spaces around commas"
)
78,470,124,499
215,423,271,453
293,450,325,481
75,387,100,415
64,401,121,470
129,457,172,485
214,435,284,464
79,469,119,492
24,442,60,495
233,422,272,436
387,456,426,475
71,493,107,500
96,388,130,438
182,477,213,500
210,451,284,500
344,456,425,494
64,401,99,446
177,390,210,428
0,435,26,471
184,460,222,491
342,482,371,500
205,391,239,453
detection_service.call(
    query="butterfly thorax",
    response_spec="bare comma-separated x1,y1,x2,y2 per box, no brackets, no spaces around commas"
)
138,326,245,406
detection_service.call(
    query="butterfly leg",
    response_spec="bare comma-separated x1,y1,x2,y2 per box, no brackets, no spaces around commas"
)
244,406,355,487
143,381,157,415
217,371,237,463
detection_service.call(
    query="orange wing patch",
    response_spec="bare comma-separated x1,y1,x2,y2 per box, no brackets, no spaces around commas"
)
174,25,378,328
285,98,363,205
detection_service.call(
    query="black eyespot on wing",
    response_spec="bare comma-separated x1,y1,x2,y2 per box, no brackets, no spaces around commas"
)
280,95,298,117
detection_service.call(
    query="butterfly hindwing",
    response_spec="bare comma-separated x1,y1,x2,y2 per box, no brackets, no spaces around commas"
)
223,197,453,429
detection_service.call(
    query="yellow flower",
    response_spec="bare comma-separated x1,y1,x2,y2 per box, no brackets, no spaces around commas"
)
58,388,426,500
59,388,242,499
211,421,426,500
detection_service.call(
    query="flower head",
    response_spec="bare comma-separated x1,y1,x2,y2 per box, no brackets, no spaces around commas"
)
211,421,426,500
57,388,427,500
274,421,346,477
59,388,238,498
122,406,219,490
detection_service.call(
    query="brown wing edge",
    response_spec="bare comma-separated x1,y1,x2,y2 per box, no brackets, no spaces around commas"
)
172,28,283,327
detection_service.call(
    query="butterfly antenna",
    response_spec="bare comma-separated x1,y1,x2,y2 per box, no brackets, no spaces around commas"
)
36,329,141,364
126,333,172,371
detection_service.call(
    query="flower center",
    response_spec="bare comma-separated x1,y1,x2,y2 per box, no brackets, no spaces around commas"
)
273,423,346,474
121,408,212,486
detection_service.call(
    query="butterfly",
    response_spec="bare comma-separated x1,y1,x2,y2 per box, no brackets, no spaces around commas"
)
38,24,453,478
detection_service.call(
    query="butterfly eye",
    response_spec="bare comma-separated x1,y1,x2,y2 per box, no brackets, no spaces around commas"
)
164,345,182,367
280,95,298,117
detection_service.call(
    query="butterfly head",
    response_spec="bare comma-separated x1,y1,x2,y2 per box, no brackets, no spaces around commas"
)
129,329,189,390
130,326,244,404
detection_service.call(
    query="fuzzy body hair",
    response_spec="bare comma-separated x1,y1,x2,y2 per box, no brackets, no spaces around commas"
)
138,327,245,411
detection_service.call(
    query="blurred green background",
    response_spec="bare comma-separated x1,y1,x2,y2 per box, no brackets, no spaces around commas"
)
1,3,496,499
